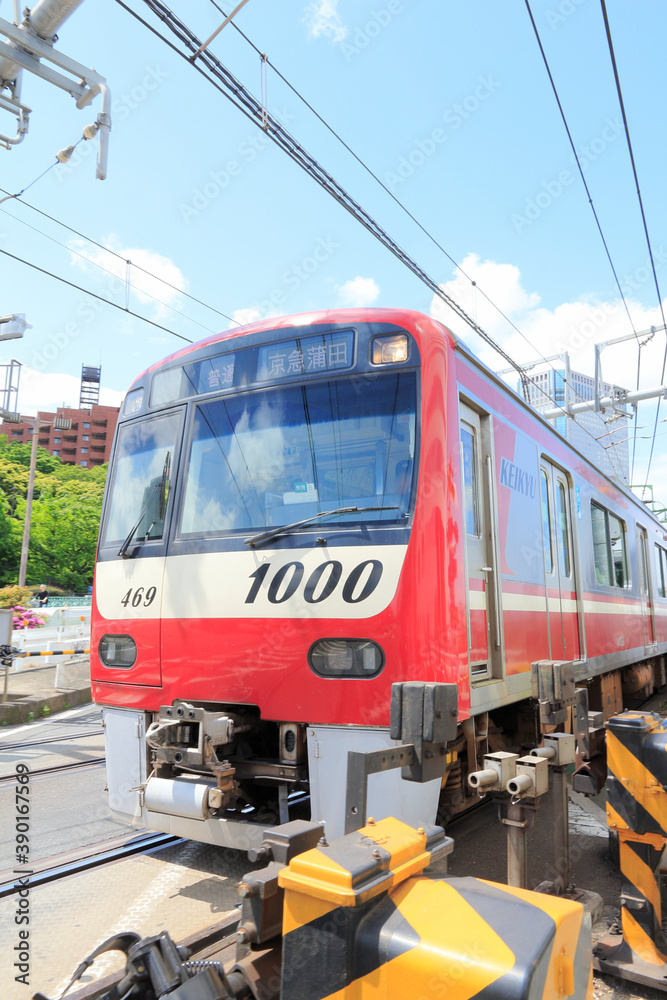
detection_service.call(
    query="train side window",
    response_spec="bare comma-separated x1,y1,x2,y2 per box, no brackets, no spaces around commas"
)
540,469,553,575
460,422,480,536
638,530,650,596
556,479,571,578
591,502,611,586
591,501,628,588
656,544,667,598
609,513,628,587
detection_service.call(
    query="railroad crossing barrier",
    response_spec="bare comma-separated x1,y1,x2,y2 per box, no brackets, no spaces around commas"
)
0,644,90,702
34,819,594,1000
594,710,667,992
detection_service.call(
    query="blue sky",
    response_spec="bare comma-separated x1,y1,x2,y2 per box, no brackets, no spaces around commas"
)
1,0,667,500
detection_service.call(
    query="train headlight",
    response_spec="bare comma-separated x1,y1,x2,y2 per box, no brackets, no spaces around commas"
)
308,639,384,678
99,634,137,668
124,387,144,414
371,334,409,364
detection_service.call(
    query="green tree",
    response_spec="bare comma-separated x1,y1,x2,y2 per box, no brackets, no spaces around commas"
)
29,481,104,591
6,441,61,474
0,488,21,585
0,445,107,589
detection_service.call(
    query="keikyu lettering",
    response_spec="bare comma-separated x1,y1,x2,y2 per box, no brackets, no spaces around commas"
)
499,458,537,498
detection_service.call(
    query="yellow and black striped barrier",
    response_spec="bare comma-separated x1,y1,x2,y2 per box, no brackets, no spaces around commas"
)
594,711,667,989
13,649,90,657
277,816,592,999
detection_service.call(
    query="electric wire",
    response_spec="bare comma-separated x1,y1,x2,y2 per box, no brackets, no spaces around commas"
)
524,0,650,486
0,139,85,206
0,201,219,337
118,0,627,481
0,246,193,344
204,0,628,484
206,0,607,420
524,0,638,345
599,0,667,497
0,187,238,327
118,0,530,385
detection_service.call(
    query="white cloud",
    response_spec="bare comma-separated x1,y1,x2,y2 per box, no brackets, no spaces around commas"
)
303,0,348,42
231,307,265,326
337,276,380,307
429,254,667,504
429,253,540,346
68,239,188,319
15,367,125,416
429,253,666,383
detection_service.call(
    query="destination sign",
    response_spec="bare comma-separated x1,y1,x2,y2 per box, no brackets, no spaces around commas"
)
149,329,355,407
257,331,355,382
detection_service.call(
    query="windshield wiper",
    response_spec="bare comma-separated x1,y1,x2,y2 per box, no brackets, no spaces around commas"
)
118,452,171,559
244,505,399,549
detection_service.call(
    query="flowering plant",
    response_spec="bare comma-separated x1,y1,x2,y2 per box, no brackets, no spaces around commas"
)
11,605,46,630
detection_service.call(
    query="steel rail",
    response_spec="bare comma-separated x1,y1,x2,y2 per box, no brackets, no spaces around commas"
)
0,756,105,783
0,729,104,753
0,832,182,898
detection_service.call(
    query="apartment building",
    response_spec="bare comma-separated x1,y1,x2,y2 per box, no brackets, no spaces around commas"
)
0,403,119,467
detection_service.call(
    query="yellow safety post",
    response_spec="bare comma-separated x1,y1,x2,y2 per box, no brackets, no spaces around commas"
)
594,711,667,990
278,817,593,999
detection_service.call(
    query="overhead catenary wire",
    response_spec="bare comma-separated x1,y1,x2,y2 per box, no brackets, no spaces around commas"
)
599,0,667,498
523,0,652,487
0,246,193,344
206,0,607,420
116,0,628,479
0,187,238,328
118,0,531,386
1,198,219,337
204,0,629,485
126,0,636,478
524,0,638,345
0,137,87,206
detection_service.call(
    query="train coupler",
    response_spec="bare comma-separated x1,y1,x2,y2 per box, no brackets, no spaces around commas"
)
593,711,667,991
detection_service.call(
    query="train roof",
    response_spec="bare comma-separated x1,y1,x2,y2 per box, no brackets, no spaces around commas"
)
127,306,666,535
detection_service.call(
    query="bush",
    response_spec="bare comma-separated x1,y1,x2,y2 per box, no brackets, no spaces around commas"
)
0,585,32,609
11,605,46,630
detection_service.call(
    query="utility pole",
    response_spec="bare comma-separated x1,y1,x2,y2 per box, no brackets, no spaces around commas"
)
3,411,72,587
18,419,41,587
594,324,666,411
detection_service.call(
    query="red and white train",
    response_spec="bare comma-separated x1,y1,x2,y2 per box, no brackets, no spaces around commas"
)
92,308,667,850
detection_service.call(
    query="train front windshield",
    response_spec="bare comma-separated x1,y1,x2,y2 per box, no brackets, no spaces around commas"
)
102,370,417,547
180,372,416,535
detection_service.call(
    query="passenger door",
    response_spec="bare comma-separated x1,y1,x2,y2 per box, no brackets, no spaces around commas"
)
540,461,581,660
460,403,502,680
637,525,656,648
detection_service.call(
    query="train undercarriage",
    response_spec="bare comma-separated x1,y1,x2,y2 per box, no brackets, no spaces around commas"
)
124,653,667,846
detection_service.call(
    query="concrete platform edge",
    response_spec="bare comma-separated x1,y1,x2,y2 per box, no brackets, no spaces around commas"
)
0,684,91,726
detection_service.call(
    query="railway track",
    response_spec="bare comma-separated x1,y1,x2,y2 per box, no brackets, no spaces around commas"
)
0,756,105,783
0,729,104,753
0,831,182,899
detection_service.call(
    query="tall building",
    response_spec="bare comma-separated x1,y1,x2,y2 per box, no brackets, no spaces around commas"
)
522,368,630,484
0,403,119,467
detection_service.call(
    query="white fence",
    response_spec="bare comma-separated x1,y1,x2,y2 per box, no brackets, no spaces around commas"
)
11,605,91,667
